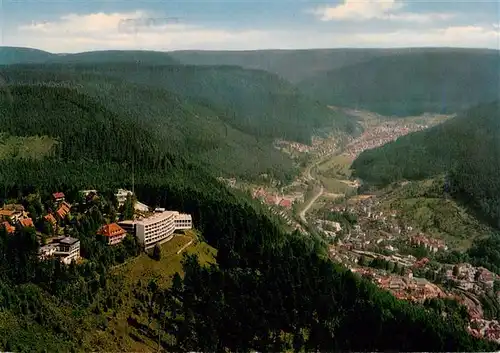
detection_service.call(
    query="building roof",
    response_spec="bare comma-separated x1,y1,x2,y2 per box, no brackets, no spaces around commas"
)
20,218,34,228
59,237,79,245
44,213,57,224
0,210,15,217
56,202,71,219
279,199,292,208
53,192,65,199
1,221,14,234
3,204,24,212
98,223,126,237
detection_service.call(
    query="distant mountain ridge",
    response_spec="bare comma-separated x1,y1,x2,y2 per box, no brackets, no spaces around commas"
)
298,51,500,116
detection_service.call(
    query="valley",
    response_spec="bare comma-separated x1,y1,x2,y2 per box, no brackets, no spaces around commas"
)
0,45,499,352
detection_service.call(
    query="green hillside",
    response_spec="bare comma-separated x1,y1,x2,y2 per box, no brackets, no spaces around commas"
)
0,47,55,65
352,101,500,227
47,50,180,65
2,66,297,182
299,51,500,116
12,62,360,144
170,47,498,83
0,81,495,352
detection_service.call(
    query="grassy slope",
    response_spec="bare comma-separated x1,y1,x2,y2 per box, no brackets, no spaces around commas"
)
379,178,493,249
88,232,216,352
299,51,500,116
0,134,57,160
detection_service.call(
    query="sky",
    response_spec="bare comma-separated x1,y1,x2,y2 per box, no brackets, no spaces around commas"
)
0,0,499,52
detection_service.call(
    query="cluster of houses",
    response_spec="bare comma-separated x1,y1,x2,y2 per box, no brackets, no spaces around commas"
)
410,234,448,253
0,203,31,234
252,187,303,209
3,189,193,265
350,266,446,302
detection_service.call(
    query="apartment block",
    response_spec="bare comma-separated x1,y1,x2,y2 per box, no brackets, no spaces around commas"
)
119,210,193,249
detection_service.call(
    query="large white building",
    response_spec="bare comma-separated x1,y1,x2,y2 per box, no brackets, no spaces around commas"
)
119,210,193,249
173,211,193,230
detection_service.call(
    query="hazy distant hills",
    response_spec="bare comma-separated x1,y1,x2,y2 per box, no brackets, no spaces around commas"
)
298,51,500,116
0,47,55,65
170,47,498,84
0,47,179,65
352,101,500,226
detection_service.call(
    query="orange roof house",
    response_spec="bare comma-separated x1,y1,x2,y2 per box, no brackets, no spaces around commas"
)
97,223,127,245
0,210,14,219
20,218,34,228
1,221,15,234
56,202,71,220
44,214,57,226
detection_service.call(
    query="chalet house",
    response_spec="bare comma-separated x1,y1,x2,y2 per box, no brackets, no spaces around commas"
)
1,221,14,234
97,223,127,246
54,237,80,264
56,201,71,220
44,213,57,227
52,192,65,203
39,237,80,264
0,205,26,224
20,218,34,228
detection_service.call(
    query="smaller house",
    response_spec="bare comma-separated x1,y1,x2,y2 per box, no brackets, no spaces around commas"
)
52,192,65,203
20,218,34,228
1,221,15,234
279,199,292,209
38,244,57,260
54,237,80,264
0,209,15,222
56,201,71,220
44,213,57,227
115,189,133,206
97,223,127,246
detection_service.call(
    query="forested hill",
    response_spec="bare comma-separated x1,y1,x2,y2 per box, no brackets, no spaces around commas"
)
352,101,500,226
8,62,360,144
0,84,496,352
0,47,179,65
170,47,497,83
298,51,500,116
1,66,298,182
0,47,55,65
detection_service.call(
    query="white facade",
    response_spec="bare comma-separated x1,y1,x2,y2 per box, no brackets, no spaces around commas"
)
55,237,81,264
173,211,193,230
40,237,80,264
119,211,177,249
115,189,133,206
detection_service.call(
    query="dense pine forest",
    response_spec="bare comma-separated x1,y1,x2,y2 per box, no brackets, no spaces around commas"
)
0,79,496,351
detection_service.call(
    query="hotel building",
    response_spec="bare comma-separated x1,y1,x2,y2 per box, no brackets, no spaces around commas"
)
119,210,193,249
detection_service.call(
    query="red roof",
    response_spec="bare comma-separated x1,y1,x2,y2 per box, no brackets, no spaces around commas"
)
52,192,65,199
44,214,57,225
279,199,292,208
98,223,126,237
20,218,34,228
1,221,14,234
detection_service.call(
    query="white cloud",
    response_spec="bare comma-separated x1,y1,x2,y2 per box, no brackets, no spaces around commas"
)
309,0,454,23
7,11,500,52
